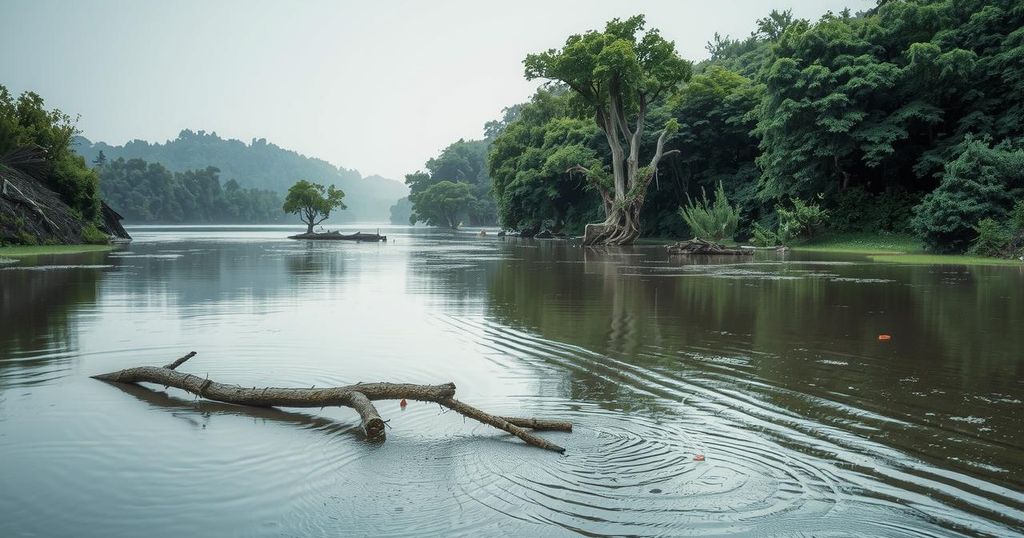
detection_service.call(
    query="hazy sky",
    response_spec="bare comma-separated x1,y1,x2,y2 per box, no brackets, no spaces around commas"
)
2,0,871,180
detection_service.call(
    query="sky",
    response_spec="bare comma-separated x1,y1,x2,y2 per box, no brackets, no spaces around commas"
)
1,0,872,181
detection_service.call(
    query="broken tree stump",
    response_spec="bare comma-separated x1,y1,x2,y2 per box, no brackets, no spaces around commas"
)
92,352,571,452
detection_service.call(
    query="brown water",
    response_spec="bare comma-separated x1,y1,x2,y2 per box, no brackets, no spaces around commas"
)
1,226,1022,537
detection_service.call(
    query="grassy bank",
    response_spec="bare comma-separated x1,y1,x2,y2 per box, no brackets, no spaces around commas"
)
0,244,114,258
788,233,1022,266
869,253,1023,266
791,233,922,254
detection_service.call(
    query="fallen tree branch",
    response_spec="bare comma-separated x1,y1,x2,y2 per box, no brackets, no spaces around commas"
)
92,352,571,452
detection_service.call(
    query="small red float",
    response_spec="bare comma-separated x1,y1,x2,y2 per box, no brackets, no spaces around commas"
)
693,454,705,462
400,398,408,409
878,334,892,341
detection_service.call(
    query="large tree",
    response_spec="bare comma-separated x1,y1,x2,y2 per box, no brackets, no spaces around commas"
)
524,15,691,245
282,180,346,234
408,180,476,229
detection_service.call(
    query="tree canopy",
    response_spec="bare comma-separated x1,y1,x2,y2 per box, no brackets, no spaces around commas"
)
408,180,477,230
99,157,283,223
0,86,100,221
523,14,692,244
405,139,496,227
482,2,1024,255
283,180,347,234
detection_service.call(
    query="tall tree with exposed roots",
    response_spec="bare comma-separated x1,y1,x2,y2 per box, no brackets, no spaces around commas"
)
525,15,691,245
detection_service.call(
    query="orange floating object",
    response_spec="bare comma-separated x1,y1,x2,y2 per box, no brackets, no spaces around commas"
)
878,334,892,341
400,398,408,408
693,454,705,462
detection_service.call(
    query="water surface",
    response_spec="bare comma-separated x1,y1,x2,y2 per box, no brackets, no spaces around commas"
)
1,226,1022,536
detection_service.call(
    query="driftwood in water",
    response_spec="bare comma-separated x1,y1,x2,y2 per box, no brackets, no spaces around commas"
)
288,231,387,242
92,352,570,452
667,238,753,256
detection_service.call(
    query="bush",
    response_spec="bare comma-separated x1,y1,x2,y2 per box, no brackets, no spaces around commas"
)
678,182,740,241
777,198,828,239
751,222,789,247
968,218,1010,256
81,224,110,245
912,140,1024,253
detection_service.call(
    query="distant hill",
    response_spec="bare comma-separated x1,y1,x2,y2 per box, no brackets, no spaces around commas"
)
74,130,407,222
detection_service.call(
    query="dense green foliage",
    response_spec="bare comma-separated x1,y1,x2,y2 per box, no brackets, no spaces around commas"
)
98,157,283,223
408,180,477,229
389,197,413,225
912,140,1024,252
405,139,496,227
75,131,406,222
283,180,346,234
522,15,692,245
678,182,740,241
488,88,603,234
0,86,100,220
484,2,1024,255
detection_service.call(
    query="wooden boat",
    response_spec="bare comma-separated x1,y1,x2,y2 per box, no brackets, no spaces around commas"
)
288,231,387,242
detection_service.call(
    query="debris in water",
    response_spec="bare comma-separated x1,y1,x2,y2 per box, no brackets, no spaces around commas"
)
693,454,705,462
400,398,408,409
878,334,892,341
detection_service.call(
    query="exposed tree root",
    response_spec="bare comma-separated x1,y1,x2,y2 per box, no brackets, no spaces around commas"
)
92,352,571,452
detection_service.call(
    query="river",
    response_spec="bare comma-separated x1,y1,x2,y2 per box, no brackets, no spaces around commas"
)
1,226,1021,537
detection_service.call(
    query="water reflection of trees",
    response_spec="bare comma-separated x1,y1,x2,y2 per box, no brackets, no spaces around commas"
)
0,253,115,385
484,247,1024,431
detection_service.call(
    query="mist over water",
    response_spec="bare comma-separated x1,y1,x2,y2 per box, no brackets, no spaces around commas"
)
1,226,1022,537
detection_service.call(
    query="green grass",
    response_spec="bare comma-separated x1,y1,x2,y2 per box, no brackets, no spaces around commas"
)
869,253,1023,266
780,232,1022,266
0,244,114,257
790,233,922,254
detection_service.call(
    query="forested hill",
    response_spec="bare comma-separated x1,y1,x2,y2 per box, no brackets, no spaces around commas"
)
73,130,407,222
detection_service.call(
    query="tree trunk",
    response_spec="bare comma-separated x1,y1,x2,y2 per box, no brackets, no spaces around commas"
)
92,352,571,452
306,221,315,234
577,94,676,247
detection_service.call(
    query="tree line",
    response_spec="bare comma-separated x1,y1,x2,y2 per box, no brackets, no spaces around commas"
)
97,154,285,224
75,130,407,223
410,0,1023,254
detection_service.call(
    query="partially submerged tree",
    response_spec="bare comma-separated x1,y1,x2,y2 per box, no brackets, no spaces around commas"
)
524,15,691,245
282,180,346,234
408,180,476,229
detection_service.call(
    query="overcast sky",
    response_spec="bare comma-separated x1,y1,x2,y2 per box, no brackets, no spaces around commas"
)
2,0,871,180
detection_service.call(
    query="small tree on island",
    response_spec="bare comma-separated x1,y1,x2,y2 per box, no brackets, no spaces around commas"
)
283,180,346,234
409,180,476,229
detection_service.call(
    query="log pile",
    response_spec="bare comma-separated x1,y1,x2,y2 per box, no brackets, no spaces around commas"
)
93,352,571,452
666,238,753,256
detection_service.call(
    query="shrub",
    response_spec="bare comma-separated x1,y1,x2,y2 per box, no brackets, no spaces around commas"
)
678,182,740,241
81,224,110,245
751,222,785,247
777,198,828,239
912,140,1024,253
968,218,1010,256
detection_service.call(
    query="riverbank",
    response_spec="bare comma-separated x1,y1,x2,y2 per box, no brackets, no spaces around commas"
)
791,233,1023,266
0,244,114,258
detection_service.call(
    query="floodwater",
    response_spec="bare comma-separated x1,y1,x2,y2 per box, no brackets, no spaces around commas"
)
1,226,1022,537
